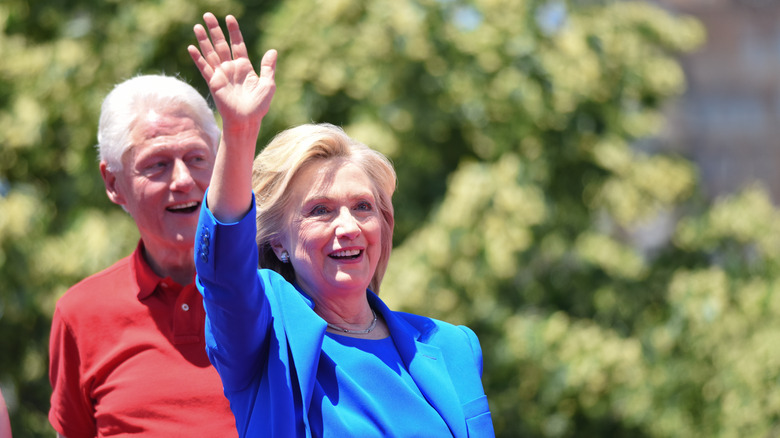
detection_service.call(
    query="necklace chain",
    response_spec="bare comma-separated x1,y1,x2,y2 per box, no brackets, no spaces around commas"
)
326,308,378,334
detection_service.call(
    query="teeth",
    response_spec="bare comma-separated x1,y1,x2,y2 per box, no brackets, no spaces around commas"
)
169,201,198,210
332,249,361,258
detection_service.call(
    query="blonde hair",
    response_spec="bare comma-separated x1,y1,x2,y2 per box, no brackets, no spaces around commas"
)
252,123,396,293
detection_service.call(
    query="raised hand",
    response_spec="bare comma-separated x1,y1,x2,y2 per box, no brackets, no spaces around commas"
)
188,12,277,222
188,12,276,136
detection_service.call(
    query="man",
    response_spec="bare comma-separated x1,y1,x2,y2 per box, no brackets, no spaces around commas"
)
1,389,11,437
48,74,237,438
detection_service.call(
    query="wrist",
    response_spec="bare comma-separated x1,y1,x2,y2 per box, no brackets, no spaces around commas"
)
221,122,262,147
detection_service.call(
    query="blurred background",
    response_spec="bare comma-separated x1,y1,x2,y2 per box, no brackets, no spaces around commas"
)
2,0,780,437
656,0,780,202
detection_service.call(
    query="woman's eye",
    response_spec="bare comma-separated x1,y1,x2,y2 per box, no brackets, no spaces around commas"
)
311,205,329,215
356,201,373,211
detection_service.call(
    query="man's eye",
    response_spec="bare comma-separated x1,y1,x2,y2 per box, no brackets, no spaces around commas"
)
144,161,167,171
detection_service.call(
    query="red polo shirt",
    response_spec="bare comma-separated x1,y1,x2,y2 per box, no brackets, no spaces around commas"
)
49,242,237,438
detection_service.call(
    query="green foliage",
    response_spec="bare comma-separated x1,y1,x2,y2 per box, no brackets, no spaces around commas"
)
6,0,779,437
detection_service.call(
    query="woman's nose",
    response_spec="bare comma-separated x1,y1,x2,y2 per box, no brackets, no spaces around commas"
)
334,207,360,239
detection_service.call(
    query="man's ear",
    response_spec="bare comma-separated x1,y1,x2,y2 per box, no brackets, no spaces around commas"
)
100,161,127,207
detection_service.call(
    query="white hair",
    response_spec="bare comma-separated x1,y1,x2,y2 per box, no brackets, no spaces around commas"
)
97,74,220,171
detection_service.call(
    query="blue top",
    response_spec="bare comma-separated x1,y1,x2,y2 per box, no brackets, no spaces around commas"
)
312,333,451,436
195,194,495,437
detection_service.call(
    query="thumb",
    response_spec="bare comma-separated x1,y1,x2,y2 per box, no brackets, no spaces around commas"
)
259,49,277,82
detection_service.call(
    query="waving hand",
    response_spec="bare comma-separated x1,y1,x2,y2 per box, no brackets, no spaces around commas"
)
188,12,277,222
188,12,276,136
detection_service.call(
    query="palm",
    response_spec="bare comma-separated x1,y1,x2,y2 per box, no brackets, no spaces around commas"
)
209,57,273,123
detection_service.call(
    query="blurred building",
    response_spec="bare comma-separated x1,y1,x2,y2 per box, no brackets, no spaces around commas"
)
653,0,780,202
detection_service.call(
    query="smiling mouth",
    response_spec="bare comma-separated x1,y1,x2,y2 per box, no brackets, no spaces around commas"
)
329,249,362,260
167,201,200,214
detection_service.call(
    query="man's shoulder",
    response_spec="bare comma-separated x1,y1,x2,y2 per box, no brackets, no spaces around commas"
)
57,253,136,310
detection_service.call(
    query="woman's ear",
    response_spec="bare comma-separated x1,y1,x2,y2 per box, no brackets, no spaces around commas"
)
270,239,288,262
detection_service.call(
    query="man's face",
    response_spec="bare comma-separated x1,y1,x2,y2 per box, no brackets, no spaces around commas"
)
101,107,215,255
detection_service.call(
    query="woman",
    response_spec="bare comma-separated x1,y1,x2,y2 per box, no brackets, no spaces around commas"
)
189,13,495,437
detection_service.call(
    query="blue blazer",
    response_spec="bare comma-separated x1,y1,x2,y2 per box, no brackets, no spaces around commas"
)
195,199,495,437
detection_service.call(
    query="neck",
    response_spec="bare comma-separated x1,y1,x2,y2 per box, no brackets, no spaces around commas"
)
142,243,195,285
312,293,374,331
326,308,377,334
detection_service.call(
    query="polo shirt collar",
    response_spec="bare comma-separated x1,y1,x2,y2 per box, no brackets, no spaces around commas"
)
131,240,185,300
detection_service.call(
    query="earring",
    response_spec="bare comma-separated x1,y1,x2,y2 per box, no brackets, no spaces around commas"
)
280,251,290,263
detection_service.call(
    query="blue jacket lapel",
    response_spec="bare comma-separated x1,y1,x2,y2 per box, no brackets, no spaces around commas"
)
369,294,468,437
274,284,326,432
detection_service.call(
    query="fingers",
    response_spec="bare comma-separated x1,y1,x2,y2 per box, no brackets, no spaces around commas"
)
187,44,213,82
191,13,249,67
203,13,232,62
189,12,277,93
259,49,278,82
225,15,249,61
191,24,219,76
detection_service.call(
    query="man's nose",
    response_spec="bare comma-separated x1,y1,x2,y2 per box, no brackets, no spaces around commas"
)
170,159,195,191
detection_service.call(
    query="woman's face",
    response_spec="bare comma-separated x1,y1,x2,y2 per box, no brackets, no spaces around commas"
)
276,158,383,299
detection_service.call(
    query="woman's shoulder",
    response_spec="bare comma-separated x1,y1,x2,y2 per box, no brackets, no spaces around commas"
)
392,311,478,346
368,293,475,343
391,310,485,377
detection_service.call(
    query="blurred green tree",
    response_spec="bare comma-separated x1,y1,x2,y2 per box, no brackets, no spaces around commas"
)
261,1,706,435
6,0,779,437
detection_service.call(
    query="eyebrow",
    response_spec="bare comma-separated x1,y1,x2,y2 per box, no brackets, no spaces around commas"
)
134,142,211,158
303,190,376,209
